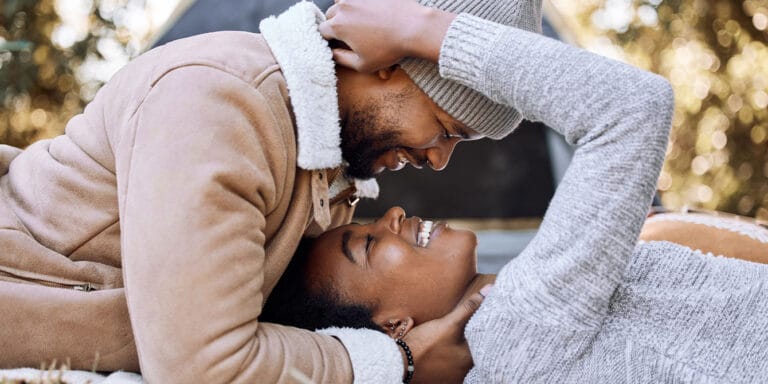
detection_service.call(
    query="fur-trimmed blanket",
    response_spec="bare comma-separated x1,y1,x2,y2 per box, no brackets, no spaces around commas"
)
0,368,142,384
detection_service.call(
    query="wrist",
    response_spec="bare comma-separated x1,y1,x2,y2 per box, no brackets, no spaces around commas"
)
406,6,457,63
396,338,416,383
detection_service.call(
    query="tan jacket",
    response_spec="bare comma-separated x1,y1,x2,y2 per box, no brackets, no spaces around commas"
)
0,24,382,384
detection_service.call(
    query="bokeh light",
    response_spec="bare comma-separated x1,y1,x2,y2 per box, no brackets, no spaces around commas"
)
0,0,180,147
550,0,768,220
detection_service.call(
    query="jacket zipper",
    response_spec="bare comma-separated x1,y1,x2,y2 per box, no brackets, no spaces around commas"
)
0,269,98,292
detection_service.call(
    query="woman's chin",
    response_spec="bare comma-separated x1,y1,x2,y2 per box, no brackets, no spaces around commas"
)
453,233,478,278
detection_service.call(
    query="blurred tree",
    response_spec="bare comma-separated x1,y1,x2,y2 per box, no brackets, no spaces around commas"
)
0,0,130,148
550,0,768,219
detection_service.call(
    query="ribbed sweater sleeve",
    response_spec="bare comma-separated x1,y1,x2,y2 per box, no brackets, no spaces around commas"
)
438,14,675,382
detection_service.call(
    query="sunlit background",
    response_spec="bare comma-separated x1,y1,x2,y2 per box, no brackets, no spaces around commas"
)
548,0,768,221
0,0,183,145
1,0,767,219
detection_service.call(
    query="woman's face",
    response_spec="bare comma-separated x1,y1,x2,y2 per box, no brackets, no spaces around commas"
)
304,206,478,328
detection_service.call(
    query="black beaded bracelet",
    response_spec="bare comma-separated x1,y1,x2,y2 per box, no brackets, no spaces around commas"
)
395,338,415,384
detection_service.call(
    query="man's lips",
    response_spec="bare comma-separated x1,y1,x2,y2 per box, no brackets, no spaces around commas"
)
382,150,423,172
385,151,407,171
390,152,408,171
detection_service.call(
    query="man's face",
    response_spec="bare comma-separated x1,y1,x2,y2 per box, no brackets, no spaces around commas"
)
338,67,482,179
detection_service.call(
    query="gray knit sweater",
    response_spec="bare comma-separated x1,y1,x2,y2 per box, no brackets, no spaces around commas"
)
439,14,768,383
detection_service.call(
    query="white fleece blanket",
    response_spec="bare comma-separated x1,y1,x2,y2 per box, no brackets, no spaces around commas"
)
0,368,143,383
0,367,319,383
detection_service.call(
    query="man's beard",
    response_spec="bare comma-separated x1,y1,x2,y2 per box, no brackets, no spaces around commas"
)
340,105,401,180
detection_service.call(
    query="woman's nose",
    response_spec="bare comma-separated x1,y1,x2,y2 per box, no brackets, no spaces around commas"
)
380,206,406,234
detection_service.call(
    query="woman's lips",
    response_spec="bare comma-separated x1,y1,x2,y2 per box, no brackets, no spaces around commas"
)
415,219,447,247
409,217,420,244
430,221,446,241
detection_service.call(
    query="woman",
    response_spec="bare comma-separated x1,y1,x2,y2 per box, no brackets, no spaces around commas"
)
264,206,768,382
267,0,768,381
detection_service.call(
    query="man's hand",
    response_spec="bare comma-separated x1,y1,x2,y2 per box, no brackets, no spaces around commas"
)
403,288,488,384
318,0,457,73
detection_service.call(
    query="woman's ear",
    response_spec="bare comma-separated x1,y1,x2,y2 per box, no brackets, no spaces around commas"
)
380,316,415,339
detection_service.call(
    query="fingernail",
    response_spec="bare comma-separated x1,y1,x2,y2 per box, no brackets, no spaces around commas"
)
479,284,494,298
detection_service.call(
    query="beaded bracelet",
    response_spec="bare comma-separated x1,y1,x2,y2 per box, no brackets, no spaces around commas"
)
395,338,415,384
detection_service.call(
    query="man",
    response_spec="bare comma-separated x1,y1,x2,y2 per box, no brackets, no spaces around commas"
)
0,0,541,383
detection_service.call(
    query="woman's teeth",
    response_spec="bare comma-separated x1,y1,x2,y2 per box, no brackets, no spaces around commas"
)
417,220,434,247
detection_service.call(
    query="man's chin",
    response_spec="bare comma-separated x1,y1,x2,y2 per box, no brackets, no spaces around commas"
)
341,158,387,179
341,148,392,179
343,167,377,180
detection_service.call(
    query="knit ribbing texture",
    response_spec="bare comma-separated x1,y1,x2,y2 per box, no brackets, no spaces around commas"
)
400,0,542,139
439,12,768,384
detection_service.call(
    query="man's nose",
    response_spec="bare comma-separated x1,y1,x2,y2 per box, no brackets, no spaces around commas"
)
425,140,460,171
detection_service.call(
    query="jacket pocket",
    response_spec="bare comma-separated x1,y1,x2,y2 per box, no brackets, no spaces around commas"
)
0,267,99,292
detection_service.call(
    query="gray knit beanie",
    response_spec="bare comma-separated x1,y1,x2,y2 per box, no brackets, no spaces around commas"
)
400,0,542,139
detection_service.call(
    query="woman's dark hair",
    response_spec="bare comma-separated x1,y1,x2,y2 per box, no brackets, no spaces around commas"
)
260,237,383,332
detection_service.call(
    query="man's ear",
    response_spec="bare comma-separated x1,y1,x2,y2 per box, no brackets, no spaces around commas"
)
376,65,399,80
380,316,415,339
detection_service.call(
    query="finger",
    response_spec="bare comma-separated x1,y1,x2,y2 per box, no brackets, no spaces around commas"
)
325,3,340,19
446,290,486,328
331,48,364,71
479,284,493,298
318,20,337,41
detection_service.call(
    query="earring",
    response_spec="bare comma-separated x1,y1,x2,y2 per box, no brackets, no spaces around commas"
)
388,321,395,332
398,320,407,339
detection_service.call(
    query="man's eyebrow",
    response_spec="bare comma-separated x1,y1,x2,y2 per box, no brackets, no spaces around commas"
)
341,230,356,264
451,122,471,139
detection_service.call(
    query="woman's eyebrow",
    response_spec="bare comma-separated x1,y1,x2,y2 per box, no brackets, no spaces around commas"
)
341,230,357,264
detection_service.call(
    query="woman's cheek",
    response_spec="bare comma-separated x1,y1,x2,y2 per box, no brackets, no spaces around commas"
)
372,241,412,269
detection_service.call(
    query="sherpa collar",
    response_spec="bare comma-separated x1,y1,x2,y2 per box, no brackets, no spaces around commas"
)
259,1,379,199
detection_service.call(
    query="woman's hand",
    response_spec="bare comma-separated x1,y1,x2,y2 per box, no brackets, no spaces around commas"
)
403,288,488,383
318,0,457,72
